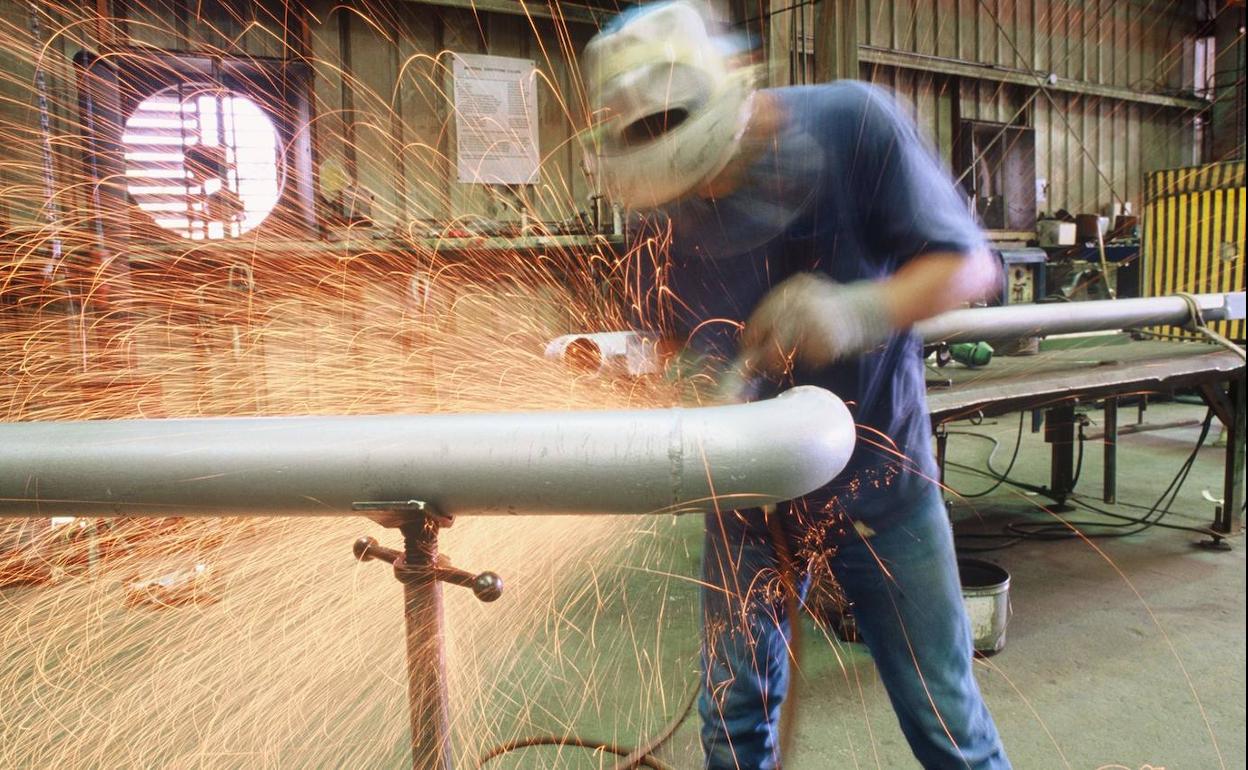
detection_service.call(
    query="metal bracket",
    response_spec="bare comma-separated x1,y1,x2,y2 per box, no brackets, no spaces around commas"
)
1198,383,1235,429
352,499,453,529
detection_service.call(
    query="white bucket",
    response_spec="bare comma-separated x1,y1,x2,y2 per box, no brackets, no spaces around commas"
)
958,558,1011,655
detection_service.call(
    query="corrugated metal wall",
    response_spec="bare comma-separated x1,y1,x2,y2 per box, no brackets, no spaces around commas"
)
855,0,1199,218
0,0,1208,231
858,0,1193,91
751,0,1202,219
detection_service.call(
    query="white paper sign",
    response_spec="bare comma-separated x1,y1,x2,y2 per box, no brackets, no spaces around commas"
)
452,54,540,185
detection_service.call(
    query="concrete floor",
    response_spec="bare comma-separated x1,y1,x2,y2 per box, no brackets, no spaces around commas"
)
639,400,1245,770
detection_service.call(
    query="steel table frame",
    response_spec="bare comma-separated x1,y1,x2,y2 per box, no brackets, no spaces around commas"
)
927,344,1245,535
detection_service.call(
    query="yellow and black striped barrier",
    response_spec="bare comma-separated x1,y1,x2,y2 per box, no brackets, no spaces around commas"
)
1144,160,1245,342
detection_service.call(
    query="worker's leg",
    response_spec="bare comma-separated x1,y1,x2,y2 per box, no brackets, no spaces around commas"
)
698,509,804,770
832,491,1010,769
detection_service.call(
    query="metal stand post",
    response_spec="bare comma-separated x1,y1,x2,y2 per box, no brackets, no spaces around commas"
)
352,501,503,770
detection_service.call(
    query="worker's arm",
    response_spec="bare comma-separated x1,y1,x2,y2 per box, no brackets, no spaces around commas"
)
739,245,997,375
739,84,995,376
881,245,999,328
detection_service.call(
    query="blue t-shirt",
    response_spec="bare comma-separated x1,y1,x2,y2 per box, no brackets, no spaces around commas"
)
627,81,985,528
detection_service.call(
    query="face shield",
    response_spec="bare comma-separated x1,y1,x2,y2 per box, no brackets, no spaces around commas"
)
582,2,824,256
582,1,757,210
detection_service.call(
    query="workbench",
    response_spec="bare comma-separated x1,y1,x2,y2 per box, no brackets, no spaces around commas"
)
926,338,1245,535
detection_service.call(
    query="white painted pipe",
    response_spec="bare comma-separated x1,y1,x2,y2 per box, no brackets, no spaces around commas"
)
917,291,1245,343
0,386,854,518
544,331,661,376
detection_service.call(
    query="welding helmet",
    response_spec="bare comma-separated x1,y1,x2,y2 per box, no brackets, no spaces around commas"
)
582,1,757,210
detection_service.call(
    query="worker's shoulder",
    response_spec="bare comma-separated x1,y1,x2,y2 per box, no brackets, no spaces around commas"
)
768,80,908,135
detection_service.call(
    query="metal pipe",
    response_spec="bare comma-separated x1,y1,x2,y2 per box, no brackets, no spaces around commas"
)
0,386,854,519
544,331,661,376
916,292,1245,344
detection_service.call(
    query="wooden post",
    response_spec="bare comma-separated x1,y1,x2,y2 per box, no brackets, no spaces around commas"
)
814,0,858,83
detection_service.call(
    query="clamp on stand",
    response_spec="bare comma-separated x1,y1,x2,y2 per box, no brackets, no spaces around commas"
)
352,500,503,770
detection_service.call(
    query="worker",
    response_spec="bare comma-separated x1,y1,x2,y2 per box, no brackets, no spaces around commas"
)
582,3,1010,768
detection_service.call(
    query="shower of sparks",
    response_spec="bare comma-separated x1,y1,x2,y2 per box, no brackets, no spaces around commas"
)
0,1,1238,769
0,3,704,767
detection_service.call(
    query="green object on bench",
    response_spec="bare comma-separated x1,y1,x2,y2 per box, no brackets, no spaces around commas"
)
949,341,994,368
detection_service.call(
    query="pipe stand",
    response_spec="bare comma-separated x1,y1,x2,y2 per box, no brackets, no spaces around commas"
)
352,500,503,770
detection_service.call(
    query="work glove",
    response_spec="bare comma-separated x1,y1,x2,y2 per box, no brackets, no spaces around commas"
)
739,273,893,377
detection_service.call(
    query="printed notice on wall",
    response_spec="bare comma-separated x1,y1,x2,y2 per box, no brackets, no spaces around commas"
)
452,54,540,185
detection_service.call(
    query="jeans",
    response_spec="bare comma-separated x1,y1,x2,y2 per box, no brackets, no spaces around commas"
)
699,492,1010,769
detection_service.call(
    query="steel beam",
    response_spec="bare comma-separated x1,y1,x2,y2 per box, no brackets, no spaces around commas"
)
859,47,1208,111
402,0,605,25
1102,398,1117,505
0,386,855,519
1044,403,1077,510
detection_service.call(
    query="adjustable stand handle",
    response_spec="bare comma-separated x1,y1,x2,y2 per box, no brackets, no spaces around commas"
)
353,535,400,563
353,536,503,602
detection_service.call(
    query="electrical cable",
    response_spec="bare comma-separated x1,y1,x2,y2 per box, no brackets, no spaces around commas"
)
949,409,1221,550
1067,494,1219,537
476,680,697,769
943,411,1026,499
1002,410,1215,541
949,458,1220,539
479,519,807,769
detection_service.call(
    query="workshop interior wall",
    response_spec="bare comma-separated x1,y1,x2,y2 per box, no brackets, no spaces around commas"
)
0,0,598,233
865,66,1193,218
864,0,1197,218
1,0,1208,233
856,0,1194,91
757,0,1200,219
0,0,601,422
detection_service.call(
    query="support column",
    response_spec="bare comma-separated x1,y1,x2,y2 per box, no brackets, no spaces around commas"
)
352,500,503,770
815,0,858,83
396,517,453,770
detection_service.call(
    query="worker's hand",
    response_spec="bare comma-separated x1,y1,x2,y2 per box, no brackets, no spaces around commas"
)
739,273,892,376
663,347,753,405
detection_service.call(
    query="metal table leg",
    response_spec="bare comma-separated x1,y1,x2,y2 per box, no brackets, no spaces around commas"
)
1045,402,1077,511
1103,397,1118,505
1217,378,1245,535
935,422,948,489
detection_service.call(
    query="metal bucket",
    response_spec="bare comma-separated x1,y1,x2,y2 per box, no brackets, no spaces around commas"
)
958,558,1011,655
